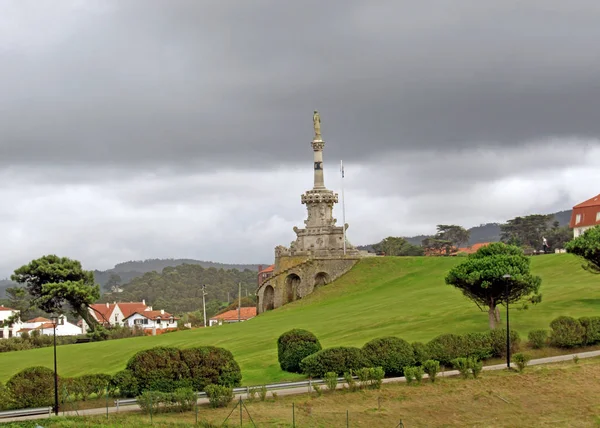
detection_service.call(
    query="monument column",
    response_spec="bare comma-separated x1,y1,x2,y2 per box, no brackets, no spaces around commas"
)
312,111,325,190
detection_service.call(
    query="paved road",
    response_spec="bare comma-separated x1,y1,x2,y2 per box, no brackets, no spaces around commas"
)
3,349,599,423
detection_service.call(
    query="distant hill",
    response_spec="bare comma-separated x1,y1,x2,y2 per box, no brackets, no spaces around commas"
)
0,279,15,299
93,258,267,290
358,209,572,250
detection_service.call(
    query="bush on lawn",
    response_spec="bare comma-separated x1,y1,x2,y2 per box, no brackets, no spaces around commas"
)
277,329,322,373
488,329,521,357
550,316,585,348
180,346,242,390
527,329,548,349
65,374,112,400
205,384,234,408
300,347,371,377
6,366,56,408
411,342,430,365
110,370,139,398
579,316,600,345
0,384,15,411
137,387,197,414
463,332,494,360
126,346,191,394
426,334,469,365
362,336,415,377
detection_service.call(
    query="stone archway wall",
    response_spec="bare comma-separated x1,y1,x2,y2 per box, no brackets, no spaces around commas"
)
262,285,275,312
285,274,301,303
257,256,360,314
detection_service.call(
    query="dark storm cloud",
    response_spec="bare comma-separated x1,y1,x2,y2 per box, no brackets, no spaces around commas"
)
2,0,600,170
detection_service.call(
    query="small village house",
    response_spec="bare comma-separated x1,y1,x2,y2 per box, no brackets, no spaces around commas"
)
257,265,274,287
209,307,257,326
570,193,600,238
122,309,178,333
18,315,82,337
84,300,177,333
0,306,21,339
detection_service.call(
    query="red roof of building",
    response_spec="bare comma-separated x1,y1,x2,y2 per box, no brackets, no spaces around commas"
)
457,242,492,254
117,303,149,319
25,317,51,323
259,265,275,274
574,193,600,208
0,306,16,312
89,303,116,323
211,307,257,321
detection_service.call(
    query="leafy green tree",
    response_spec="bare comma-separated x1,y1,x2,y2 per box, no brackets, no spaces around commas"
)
566,226,600,274
104,273,122,293
436,225,470,249
373,236,424,256
11,255,101,331
445,242,542,329
500,214,553,249
545,221,572,250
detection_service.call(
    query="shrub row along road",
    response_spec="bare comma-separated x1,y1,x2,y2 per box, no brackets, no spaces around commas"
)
4,349,599,423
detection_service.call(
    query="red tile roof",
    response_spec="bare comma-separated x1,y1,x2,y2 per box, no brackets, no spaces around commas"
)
25,317,51,323
259,265,275,274
457,242,492,254
0,306,16,312
211,307,257,321
117,303,149,319
89,303,116,323
574,193,600,208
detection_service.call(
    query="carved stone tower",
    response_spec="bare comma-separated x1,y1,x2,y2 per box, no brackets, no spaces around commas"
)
256,111,363,314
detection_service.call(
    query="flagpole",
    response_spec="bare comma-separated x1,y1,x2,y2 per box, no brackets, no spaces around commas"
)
341,160,346,255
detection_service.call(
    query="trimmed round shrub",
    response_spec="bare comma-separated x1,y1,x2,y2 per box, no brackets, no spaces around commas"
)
550,316,585,348
362,337,415,377
579,316,600,345
300,347,370,377
426,334,469,365
527,329,548,349
180,346,242,390
0,384,15,411
277,329,322,373
463,332,494,360
7,366,56,408
489,329,521,357
411,342,430,365
126,346,191,393
110,370,139,398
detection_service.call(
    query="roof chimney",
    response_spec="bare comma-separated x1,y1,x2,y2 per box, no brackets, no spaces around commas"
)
142,299,145,306
106,302,109,308
161,309,164,315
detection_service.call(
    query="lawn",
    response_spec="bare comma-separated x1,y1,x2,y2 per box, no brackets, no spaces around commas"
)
0,254,598,385
6,357,600,427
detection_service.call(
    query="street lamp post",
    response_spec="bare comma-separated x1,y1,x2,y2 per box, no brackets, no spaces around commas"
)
201,285,207,328
502,274,511,369
50,315,59,415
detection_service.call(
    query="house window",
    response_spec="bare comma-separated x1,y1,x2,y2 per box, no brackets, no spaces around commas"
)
8,330,12,338
134,319,148,325
0,330,3,338
576,214,582,224
596,212,600,222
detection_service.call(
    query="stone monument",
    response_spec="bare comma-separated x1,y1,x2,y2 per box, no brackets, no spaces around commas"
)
256,111,362,314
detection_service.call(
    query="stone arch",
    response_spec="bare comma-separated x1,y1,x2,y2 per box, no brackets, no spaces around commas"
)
314,272,330,288
263,285,275,312
285,274,301,303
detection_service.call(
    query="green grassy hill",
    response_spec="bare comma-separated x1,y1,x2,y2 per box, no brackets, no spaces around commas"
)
0,254,597,385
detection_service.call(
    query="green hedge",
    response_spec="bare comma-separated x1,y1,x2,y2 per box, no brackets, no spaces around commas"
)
300,347,371,377
6,366,56,408
550,316,585,348
277,329,322,373
362,337,415,377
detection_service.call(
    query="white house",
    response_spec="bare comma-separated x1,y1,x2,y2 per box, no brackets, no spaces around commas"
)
570,193,600,238
0,306,22,339
122,309,179,333
84,301,151,332
19,315,83,337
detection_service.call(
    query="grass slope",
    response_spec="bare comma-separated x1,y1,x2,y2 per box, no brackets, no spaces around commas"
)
0,254,598,385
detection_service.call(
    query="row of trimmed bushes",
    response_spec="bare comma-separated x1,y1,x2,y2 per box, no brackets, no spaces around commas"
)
277,328,520,378
0,345,242,410
529,316,600,349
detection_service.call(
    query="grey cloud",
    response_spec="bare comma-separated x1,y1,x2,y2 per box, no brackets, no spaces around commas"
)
2,1,600,169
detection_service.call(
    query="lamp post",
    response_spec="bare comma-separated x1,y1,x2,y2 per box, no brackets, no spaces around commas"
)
50,315,59,415
201,285,207,328
502,274,511,369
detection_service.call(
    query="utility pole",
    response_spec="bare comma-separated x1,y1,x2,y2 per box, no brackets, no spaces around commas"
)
238,282,241,322
201,284,207,328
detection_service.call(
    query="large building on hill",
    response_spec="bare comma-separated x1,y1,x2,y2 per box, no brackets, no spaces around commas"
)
256,112,366,314
570,193,600,237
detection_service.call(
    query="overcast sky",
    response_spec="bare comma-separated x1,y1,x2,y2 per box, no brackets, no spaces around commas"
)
1,1,600,277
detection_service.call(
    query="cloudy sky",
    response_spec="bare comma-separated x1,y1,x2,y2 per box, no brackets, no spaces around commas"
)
1,1,600,277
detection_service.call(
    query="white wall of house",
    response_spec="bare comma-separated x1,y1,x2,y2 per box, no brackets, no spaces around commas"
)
0,309,22,339
124,313,177,330
22,315,83,337
574,226,593,238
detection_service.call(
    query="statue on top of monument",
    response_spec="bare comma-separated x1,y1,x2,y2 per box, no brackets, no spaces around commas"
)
313,110,321,140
